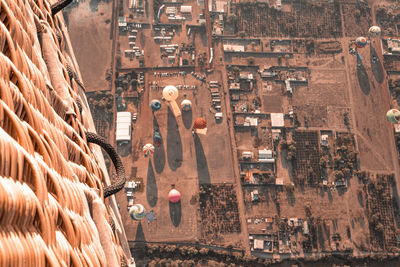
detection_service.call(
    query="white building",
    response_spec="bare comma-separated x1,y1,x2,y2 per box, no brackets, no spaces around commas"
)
258,149,275,163
271,113,284,128
116,112,132,142
180,5,192,14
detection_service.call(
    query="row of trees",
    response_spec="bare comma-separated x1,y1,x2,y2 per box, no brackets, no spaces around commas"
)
141,244,278,266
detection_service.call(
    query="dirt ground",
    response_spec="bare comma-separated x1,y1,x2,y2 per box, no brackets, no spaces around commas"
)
66,1,113,91
118,69,237,244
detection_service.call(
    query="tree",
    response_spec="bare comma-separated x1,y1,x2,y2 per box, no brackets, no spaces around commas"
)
335,170,344,179
227,14,238,25
248,57,255,65
116,87,124,95
238,31,246,38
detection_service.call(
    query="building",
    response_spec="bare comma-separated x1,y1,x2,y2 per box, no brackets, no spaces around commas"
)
244,117,258,127
180,5,192,14
251,190,259,202
229,83,240,90
254,239,264,250
321,134,329,146
258,149,275,164
116,112,132,143
387,38,400,53
239,72,254,80
223,44,245,52
215,112,223,120
242,151,254,160
119,16,127,27
271,113,284,128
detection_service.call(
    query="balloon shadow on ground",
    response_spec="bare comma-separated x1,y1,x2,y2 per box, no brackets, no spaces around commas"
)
182,110,193,129
194,134,210,185
133,222,146,251
357,54,370,95
153,117,165,174
117,142,131,157
169,201,182,227
167,107,183,171
135,222,146,242
370,45,384,84
146,159,158,207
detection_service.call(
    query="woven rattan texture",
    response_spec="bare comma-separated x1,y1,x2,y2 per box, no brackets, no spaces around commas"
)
0,0,126,265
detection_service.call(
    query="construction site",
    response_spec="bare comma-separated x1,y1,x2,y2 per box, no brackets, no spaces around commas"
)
64,0,400,265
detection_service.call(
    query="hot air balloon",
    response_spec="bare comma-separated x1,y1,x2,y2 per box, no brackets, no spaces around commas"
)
154,131,162,146
368,26,381,38
143,143,155,156
129,204,146,220
168,189,181,203
150,99,162,111
162,85,179,101
387,109,400,123
194,117,207,129
355,36,368,48
193,117,207,135
193,118,207,135
181,99,192,112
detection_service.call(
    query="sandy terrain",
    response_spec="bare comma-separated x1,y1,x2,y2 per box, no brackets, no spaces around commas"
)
67,1,113,91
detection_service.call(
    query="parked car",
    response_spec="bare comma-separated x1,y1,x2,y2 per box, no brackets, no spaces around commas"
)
132,113,138,122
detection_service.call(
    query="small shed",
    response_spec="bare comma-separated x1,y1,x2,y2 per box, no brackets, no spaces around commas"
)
215,112,223,120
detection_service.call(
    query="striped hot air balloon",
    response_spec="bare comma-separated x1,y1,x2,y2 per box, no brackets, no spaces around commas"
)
168,189,181,203
150,99,162,111
143,143,155,156
368,26,381,38
154,131,162,146
387,109,400,123
129,204,146,220
181,99,192,112
355,36,368,48
162,85,179,101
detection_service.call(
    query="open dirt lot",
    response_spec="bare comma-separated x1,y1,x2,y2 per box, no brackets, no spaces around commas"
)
118,70,237,244
66,1,113,91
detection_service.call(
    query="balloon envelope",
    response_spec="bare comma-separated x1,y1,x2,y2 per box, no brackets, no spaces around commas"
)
162,85,179,101
356,37,367,48
154,132,162,146
129,204,146,220
387,109,400,123
193,117,207,129
143,143,155,156
150,99,162,111
168,189,181,203
368,26,381,38
181,99,192,112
